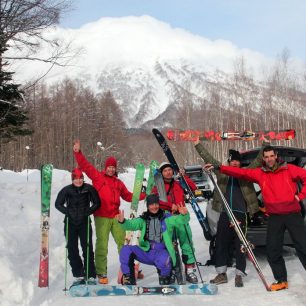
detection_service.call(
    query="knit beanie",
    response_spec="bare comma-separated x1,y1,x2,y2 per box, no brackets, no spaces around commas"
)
228,149,241,162
146,194,160,207
71,168,84,180
105,156,117,169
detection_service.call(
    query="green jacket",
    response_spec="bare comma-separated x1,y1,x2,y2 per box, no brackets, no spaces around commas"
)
119,211,190,266
195,143,268,216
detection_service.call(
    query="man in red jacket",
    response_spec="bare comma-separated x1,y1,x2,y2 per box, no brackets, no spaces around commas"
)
206,145,306,291
152,162,199,283
73,140,145,284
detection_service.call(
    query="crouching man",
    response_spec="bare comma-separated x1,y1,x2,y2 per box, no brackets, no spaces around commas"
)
115,194,190,285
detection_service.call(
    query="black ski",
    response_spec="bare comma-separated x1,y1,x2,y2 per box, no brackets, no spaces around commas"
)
152,128,212,241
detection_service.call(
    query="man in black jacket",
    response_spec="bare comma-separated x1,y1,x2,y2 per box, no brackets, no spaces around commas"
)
55,168,101,285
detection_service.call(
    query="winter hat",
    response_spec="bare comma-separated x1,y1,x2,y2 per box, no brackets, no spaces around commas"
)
228,149,241,162
71,168,84,180
159,162,173,172
105,156,117,169
146,194,160,207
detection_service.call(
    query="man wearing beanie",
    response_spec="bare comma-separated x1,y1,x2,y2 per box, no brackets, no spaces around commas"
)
116,194,190,285
194,138,267,287
151,162,199,284
73,140,146,284
55,168,101,285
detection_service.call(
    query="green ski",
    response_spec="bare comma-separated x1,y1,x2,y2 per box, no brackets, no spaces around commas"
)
38,164,53,287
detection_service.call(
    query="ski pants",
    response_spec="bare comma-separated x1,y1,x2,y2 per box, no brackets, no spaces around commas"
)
267,213,306,282
95,216,125,275
64,219,96,279
120,242,172,277
176,222,196,265
215,212,247,276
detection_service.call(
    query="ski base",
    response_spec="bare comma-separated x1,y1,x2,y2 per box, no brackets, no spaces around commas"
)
167,129,296,141
69,283,218,296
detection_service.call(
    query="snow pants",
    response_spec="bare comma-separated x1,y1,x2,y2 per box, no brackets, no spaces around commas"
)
64,219,96,279
94,216,125,275
215,212,247,276
120,242,172,277
176,223,196,265
267,213,306,282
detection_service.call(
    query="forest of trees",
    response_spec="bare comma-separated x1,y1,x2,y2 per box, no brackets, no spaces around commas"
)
1,2,306,172
1,52,306,172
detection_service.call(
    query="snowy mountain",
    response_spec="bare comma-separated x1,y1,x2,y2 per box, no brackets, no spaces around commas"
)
1,168,306,305
10,15,291,127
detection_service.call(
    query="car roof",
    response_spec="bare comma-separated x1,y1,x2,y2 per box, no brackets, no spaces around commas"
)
240,146,306,168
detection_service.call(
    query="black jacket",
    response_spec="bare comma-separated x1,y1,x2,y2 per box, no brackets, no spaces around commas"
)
55,183,101,225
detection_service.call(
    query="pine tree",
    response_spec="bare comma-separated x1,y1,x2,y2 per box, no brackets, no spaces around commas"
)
0,35,32,142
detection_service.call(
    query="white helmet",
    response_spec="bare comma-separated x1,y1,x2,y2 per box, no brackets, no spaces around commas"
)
159,162,173,172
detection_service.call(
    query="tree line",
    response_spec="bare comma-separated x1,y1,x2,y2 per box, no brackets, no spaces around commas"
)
1,53,306,172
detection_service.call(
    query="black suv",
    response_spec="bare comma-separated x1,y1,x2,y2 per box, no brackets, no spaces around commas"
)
239,145,306,246
184,165,213,200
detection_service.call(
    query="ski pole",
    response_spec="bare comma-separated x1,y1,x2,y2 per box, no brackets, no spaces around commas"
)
86,216,90,284
183,224,205,284
64,217,69,293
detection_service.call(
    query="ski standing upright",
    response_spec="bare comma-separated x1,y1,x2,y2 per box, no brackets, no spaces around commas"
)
38,164,53,287
152,128,212,241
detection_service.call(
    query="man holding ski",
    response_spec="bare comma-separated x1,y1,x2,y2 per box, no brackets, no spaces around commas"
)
194,138,263,287
116,194,190,285
204,145,306,291
152,162,199,283
73,140,146,284
55,168,101,285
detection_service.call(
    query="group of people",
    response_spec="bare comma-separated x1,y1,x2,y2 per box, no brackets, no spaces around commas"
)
55,137,306,292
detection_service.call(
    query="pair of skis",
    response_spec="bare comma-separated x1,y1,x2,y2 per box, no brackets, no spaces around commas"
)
69,283,217,297
167,129,296,142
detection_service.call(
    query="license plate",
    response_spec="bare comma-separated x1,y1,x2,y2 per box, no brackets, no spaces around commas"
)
195,190,202,196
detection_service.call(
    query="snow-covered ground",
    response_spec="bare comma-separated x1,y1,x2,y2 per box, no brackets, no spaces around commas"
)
1,168,306,306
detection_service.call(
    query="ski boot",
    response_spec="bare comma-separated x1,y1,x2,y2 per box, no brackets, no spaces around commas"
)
210,273,228,285
97,274,108,284
270,281,288,291
86,277,97,285
159,275,171,285
122,274,136,285
185,264,198,284
71,277,85,287
235,275,243,287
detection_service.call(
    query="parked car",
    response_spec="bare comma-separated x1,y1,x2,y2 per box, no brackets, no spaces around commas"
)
184,165,214,200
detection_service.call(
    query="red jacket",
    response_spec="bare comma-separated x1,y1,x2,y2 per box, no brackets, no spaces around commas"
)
220,162,306,215
152,176,197,211
74,151,145,218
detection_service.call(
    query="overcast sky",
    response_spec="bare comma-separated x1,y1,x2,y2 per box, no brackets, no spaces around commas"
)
60,0,306,60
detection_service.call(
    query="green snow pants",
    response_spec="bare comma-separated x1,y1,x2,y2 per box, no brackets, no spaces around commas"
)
94,216,125,275
176,223,196,265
